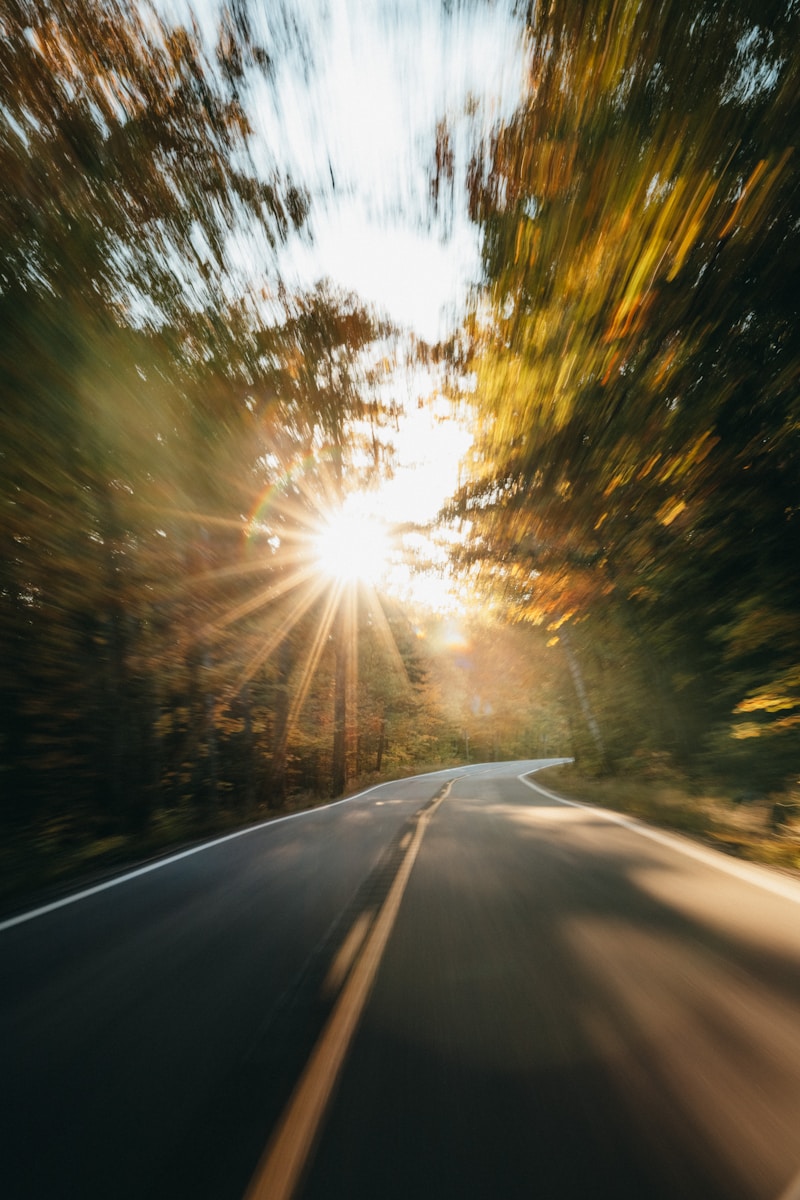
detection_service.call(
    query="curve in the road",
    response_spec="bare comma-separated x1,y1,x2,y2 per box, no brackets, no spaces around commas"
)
520,772,800,907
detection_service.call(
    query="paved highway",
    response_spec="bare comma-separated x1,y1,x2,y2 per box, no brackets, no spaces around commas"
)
3,761,800,1199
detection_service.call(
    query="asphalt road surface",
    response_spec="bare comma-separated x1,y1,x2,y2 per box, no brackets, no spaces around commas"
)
3,760,800,1200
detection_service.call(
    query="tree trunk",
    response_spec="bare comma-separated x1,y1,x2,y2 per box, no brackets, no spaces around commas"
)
331,607,349,796
560,626,609,769
269,636,293,806
375,714,387,772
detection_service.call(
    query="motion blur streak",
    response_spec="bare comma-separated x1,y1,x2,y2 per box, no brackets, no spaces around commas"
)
243,785,449,1200
2,0,800,1194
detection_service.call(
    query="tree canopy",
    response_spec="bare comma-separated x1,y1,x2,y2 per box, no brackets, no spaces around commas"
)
0,0,427,872
450,0,800,784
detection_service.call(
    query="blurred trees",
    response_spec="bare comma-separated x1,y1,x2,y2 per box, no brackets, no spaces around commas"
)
0,0,441,872
413,615,570,765
453,0,800,787
7,0,800,889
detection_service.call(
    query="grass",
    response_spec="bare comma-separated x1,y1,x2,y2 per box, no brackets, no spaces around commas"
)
534,761,800,875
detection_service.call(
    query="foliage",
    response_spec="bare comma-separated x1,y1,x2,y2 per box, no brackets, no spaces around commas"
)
6,0,800,899
450,0,800,788
0,0,429,870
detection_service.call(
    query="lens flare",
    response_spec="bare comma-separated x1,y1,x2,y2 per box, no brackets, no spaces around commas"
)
313,503,390,586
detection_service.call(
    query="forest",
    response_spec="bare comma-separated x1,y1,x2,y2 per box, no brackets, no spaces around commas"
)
1,0,798,897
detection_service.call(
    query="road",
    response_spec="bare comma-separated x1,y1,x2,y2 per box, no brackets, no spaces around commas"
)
3,760,800,1200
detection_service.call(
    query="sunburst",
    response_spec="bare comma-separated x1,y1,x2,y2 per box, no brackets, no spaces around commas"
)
312,499,390,587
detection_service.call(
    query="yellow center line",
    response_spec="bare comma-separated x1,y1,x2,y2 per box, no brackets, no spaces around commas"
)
243,785,450,1200
321,909,374,998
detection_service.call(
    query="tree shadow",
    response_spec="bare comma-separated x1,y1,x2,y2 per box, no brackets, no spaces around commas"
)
301,792,800,1200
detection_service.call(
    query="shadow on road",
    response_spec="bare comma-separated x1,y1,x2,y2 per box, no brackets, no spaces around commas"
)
300,781,800,1200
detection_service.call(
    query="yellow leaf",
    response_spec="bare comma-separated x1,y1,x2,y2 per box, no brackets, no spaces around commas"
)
657,497,686,526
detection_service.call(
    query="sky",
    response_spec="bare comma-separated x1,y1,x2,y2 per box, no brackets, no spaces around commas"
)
166,0,528,603
256,0,527,595
257,0,528,342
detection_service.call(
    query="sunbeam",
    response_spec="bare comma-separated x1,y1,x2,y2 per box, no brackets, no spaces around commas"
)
312,501,390,586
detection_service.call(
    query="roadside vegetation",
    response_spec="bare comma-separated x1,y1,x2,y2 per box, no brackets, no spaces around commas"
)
535,759,800,875
0,756,463,913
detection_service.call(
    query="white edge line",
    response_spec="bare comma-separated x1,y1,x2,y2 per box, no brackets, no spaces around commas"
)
0,775,441,936
519,771,800,907
0,762,590,935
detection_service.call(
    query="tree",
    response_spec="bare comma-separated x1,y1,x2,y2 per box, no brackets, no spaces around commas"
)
0,0,310,838
449,0,800,782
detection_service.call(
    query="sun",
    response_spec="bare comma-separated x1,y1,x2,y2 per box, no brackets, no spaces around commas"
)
313,500,391,586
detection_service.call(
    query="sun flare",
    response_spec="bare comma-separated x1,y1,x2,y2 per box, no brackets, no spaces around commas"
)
313,502,391,586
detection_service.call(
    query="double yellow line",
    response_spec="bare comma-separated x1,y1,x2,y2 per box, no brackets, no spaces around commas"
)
244,782,452,1200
